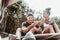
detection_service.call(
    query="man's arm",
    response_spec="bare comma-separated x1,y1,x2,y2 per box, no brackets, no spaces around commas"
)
22,22,34,33
33,26,42,33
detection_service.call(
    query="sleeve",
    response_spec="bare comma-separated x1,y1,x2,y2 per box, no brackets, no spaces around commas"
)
22,22,27,29
22,22,26,27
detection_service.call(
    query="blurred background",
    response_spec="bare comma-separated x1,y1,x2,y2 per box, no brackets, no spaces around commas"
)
0,0,60,34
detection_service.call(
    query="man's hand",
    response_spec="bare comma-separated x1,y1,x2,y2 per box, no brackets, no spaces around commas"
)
30,23,35,27
25,23,35,32
33,26,42,33
49,21,55,25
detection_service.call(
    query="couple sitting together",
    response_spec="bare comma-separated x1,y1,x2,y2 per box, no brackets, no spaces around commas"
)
16,8,60,40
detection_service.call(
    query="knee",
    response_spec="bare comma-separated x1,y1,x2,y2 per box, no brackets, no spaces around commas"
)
16,28,22,32
49,25,54,30
49,25,53,28
31,28,34,31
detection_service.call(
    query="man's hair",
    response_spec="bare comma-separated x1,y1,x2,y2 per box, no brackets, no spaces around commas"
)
27,14,33,17
43,8,51,16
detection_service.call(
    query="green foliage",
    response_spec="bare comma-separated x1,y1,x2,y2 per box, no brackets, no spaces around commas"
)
5,0,34,34
55,18,60,29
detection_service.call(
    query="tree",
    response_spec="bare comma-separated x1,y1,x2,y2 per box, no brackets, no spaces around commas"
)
4,0,34,33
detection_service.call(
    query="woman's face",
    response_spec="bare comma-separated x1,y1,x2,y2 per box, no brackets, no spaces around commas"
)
43,13,49,20
43,13,50,23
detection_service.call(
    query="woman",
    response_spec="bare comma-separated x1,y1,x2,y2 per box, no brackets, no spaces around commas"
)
42,8,60,33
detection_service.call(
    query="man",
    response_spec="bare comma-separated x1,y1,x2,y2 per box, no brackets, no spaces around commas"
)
42,8,60,33
16,14,42,40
